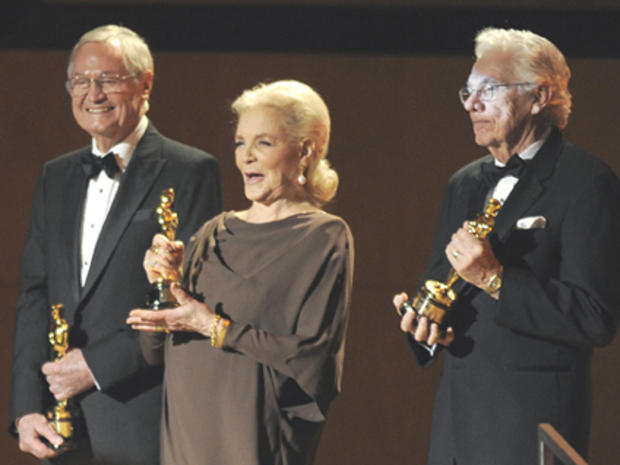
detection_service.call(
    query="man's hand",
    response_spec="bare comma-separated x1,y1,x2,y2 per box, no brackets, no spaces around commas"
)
42,348,95,401
393,292,455,346
15,413,63,459
445,221,502,298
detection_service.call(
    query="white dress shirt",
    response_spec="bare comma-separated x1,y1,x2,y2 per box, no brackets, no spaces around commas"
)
80,116,149,286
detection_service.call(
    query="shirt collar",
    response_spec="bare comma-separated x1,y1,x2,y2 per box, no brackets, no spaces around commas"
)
90,116,149,171
494,126,552,167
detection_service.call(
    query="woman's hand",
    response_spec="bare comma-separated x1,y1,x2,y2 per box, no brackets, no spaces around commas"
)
127,283,215,336
143,234,184,283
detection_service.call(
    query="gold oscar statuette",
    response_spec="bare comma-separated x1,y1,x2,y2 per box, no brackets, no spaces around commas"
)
46,304,81,452
146,188,179,313
399,198,502,326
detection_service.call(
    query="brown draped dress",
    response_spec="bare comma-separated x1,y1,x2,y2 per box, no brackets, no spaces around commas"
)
141,211,354,465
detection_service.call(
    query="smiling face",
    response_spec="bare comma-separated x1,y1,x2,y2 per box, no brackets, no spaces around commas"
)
462,49,538,161
234,105,305,207
70,41,152,152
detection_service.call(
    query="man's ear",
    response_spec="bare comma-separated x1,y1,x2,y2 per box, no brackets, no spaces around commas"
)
141,70,154,100
531,84,551,115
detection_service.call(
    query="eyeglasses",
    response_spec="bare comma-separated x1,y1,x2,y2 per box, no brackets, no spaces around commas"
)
458,82,533,104
65,73,138,96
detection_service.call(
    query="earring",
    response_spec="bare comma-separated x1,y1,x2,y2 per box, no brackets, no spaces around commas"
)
297,173,307,185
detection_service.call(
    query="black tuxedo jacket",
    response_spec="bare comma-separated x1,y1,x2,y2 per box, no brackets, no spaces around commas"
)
10,124,222,465
410,128,620,465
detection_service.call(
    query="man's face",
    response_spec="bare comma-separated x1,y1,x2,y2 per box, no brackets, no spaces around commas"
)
462,50,535,154
69,41,152,152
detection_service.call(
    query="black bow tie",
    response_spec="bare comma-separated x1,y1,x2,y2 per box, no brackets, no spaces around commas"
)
481,155,526,188
81,152,120,179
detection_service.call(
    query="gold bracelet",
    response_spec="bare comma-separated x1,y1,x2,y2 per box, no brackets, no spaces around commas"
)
210,315,221,347
214,319,229,349
210,315,230,349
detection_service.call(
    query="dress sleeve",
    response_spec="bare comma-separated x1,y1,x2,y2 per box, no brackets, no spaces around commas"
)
139,212,227,367
220,223,354,421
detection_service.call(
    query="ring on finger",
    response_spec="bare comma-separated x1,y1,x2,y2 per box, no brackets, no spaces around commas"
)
152,245,160,255
452,250,460,258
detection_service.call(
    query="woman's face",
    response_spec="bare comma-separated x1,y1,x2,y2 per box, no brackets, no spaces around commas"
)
234,105,303,205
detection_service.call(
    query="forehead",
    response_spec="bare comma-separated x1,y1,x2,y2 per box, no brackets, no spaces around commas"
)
467,49,518,85
236,105,287,135
72,41,126,75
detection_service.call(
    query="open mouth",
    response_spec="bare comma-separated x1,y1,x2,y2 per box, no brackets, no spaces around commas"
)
245,172,264,184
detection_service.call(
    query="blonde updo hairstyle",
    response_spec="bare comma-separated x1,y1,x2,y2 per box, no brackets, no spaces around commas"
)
232,80,339,207
475,27,572,129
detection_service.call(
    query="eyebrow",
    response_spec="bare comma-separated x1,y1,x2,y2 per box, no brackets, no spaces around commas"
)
255,133,276,139
466,76,500,87
71,71,125,78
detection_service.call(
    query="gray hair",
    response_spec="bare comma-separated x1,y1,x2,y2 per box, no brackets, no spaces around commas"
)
475,27,572,129
67,25,154,112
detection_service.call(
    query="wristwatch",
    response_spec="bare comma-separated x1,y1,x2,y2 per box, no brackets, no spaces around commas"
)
482,266,503,294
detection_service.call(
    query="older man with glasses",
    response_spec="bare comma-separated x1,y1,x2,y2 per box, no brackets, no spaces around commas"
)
393,27,620,465
10,24,222,464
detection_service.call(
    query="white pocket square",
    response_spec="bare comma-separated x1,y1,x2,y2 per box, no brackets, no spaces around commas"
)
516,215,547,230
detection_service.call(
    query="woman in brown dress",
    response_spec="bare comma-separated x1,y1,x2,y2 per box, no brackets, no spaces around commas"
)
127,80,354,465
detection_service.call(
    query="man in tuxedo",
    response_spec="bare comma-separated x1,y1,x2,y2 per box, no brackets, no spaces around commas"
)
9,25,222,464
393,28,620,465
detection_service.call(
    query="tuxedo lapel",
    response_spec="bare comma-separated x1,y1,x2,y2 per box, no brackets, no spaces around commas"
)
59,152,90,306
492,173,543,241
80,125,166,300
492,128,562,241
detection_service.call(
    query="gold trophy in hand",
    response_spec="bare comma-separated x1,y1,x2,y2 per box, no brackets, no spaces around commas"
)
399,198,502,326
46,303,80,452
146,188,179,312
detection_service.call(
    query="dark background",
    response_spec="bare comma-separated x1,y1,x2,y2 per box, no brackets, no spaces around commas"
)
2,1,619,464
